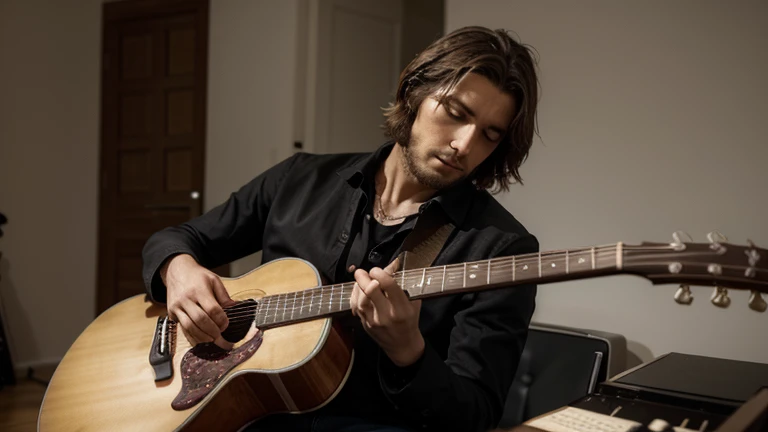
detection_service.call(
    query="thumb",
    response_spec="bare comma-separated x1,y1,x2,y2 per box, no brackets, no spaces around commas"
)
211,276,235,307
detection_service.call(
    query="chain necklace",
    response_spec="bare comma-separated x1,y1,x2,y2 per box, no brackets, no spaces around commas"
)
374,194,418,222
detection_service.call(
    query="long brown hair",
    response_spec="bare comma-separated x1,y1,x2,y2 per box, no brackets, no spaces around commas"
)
383,26,540,192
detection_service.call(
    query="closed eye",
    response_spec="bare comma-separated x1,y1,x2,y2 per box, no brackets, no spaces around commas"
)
485,129,502,142
445,104,464,120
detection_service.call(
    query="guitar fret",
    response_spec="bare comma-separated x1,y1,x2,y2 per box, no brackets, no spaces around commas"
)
487,259,491,284
442,265,446,292
463,262,467,288
300,291,306,320
420,268,426,295
328,285,334,312
255,306,263,327
538,253,542,278
261,298,267,324
512,256,516,281
273,295,279,323
427,268,438,294
309,289,314,314
591,247,596,270
264,297,270,325
566,250,569,274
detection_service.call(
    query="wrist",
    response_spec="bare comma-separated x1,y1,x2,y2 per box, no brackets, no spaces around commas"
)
160,254,194,285
385,333,425,367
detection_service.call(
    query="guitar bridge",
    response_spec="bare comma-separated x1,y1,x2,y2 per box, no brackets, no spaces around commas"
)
149,316,176,381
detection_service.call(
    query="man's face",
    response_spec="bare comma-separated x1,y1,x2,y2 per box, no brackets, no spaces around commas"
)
402,72,515,190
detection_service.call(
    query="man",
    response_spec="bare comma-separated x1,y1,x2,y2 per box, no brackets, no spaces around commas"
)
142,26,540,432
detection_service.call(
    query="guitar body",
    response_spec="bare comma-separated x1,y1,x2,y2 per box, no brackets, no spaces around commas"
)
38,258,354,431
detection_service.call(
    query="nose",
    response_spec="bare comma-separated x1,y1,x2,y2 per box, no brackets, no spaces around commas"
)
449,124,477,157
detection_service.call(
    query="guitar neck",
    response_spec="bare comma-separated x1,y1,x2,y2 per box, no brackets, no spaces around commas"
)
250,243,624,329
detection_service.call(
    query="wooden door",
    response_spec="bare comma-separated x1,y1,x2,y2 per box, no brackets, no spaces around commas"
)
97,0,211,314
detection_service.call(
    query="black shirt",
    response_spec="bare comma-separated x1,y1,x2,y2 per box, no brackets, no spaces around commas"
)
142,142,539,432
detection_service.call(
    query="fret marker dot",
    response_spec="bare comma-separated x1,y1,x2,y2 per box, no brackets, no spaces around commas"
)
551,263,556,268
523,265,528,270
469,274,476,279
578,258,585,264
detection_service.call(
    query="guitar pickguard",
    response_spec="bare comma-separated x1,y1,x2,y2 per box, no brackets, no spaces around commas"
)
171,330,263,410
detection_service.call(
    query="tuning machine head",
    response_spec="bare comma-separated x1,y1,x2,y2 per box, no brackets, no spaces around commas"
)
748,291,767,313
674,284,694,305
670,231,693,251
710,286,731,308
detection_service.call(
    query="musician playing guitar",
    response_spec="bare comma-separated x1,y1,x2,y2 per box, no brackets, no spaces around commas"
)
142,26,541,432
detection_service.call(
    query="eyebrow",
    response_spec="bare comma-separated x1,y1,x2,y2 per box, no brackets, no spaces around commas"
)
444,96,507,136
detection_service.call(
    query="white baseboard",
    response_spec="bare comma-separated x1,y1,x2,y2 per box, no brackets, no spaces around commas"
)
14,357,62,380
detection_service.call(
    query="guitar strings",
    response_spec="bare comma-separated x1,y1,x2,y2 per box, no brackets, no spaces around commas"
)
215,259,765,326
218,249,625,324
218,248,625,323
214,244,763,324
215,241,748,314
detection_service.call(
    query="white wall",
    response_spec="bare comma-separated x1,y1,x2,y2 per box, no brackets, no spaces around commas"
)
205,0,302,276
0,0,102,368
447,0,768,365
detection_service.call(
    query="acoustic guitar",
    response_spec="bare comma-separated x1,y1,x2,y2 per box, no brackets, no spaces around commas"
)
37,232,767,431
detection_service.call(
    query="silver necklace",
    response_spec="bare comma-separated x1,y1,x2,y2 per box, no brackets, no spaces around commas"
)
374,195,418,222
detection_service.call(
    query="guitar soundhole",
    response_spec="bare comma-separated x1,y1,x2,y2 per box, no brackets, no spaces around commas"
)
171,330,263,411
221,299,258,343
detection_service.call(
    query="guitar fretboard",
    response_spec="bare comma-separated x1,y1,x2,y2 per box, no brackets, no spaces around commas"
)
251,244,623,328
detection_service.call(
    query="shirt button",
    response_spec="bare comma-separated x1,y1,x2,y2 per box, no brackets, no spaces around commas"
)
368,251,381,262
339,232,349,242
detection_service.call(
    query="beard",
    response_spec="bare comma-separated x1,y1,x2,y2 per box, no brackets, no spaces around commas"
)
400,137,465,191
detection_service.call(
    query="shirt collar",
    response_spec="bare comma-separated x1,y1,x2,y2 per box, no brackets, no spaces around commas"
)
336,141,475,227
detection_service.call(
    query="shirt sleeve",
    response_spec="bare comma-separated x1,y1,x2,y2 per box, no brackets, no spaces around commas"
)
378,233,539,432
141,153,300,303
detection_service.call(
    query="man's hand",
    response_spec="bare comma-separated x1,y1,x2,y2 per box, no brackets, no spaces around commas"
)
160,254,235,349
349,258,425,367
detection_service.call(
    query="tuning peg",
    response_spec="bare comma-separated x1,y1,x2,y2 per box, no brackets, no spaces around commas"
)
707,231,728,242
706,231,728,254
670,231,692,251
748,291,767,313
674,284,694,305
710,286,731,308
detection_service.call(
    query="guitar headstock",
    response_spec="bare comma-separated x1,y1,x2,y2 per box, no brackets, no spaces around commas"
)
624,231,767,312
